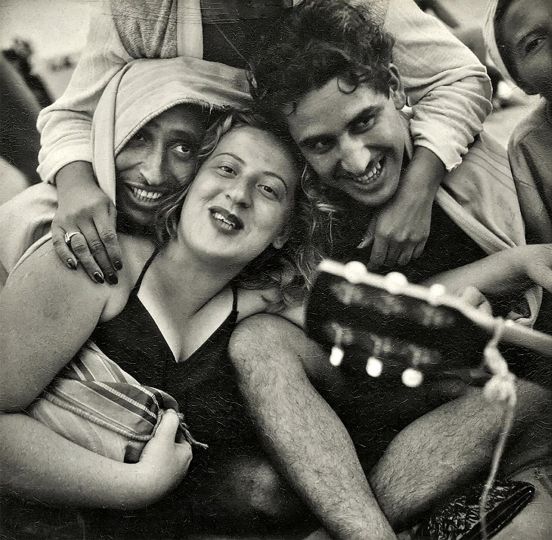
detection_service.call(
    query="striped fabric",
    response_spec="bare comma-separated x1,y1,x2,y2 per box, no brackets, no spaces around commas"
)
28,341,206,463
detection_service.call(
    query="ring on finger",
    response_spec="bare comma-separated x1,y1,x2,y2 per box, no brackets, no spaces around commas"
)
64,231,80,246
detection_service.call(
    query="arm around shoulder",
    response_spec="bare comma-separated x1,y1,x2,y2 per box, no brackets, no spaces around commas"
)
37,0,132,183
383,0,492,169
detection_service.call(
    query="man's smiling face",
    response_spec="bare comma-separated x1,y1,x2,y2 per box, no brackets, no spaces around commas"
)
286,68,407,207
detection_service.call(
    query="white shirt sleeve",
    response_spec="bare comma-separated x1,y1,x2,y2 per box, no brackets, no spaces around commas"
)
384,0,492,170
36,1,132,183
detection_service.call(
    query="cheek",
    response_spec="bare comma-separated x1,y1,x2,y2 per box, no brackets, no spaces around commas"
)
168,160,196,186
115,149,137,172
305,155,334,182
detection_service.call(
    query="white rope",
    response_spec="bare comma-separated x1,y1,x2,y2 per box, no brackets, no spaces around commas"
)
479,319,517,540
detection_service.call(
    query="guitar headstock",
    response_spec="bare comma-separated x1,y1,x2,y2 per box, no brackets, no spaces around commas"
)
305,260,552,387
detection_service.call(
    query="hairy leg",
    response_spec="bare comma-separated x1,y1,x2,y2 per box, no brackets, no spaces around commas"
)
369,380,552,531
229,313,552,536
229,314,395,540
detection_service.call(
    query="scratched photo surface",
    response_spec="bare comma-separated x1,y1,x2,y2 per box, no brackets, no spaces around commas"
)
1,1,551,539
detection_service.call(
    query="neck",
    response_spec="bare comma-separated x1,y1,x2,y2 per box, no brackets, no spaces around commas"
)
156,236,243,315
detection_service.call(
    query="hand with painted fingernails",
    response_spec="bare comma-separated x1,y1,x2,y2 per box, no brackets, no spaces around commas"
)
52,161,122,285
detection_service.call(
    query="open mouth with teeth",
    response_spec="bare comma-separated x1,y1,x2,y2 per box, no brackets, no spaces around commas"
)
209,207,244,231
351,156,385,187
130,187,164,202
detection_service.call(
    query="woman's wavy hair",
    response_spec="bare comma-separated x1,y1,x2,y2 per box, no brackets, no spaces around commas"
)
154,110,337,309
248,0,395,123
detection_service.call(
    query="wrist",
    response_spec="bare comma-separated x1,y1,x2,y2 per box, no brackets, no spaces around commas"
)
404,146,446,198
55,161,95,190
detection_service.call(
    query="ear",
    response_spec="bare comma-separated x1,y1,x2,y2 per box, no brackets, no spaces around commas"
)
388,64,407,110
272,227,289,250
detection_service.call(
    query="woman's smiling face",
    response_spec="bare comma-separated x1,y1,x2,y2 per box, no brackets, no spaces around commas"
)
179,125,299,266
114,104,207,228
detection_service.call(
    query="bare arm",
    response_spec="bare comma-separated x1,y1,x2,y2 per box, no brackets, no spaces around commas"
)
0,244,191,507
425,245,552,298
0,242,111,410
0,411,191,509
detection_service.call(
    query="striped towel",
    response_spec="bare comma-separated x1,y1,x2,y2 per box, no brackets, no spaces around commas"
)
28,341,206,463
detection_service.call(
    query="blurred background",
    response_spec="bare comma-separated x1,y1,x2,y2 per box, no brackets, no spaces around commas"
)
0,0,537,205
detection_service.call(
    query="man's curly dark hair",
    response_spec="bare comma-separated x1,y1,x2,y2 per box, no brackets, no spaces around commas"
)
249,0,395,121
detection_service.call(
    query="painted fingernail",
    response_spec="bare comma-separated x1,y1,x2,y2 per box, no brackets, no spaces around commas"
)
106,273,118,285
93,272,104,284
66,258,77,270
114,260,123,271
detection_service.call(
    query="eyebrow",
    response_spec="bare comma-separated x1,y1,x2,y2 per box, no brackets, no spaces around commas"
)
214,152,289,194
298,105,383,146
142,121,200,141
514,25,544,49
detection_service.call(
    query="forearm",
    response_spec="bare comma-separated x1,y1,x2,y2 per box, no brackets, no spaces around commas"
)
55,160,97,190
0,413,154,509
395,147,444,207
425,248,529,297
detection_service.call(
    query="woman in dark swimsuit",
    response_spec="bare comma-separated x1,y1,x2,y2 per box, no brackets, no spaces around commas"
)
0,111,326,535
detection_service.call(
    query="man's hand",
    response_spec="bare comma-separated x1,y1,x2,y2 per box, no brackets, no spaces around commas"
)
459,285,493,315
133,410,193,506
52,161,122,284
360,147,445,269
520,244,552,292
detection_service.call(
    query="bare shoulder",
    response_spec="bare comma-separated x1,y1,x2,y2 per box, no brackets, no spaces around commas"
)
4,240,133,323
236,287,306,328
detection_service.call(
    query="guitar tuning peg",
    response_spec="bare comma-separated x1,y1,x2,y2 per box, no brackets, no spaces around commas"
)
384,272,408,294
329,323,345,367
344,261,367,283
402,368,423,388
330,346,344,367
427,283,446,305
366,356,383,377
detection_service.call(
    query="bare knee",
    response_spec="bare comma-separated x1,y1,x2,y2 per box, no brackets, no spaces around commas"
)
229,314,339,389
243,458,305,523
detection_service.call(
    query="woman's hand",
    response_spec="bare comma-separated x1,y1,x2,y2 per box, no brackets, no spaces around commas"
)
133,410,193,504
52,161,122,284
360,147,445,269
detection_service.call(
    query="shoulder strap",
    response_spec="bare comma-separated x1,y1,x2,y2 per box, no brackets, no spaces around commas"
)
131,247,160,294
230,283,239,314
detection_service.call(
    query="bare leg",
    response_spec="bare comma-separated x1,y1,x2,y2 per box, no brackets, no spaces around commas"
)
369,380,552,531
229,314,395,540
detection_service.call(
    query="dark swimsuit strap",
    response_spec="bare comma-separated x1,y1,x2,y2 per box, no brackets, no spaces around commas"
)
130,247,160,295
230,283,239,314
131,246,239,320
